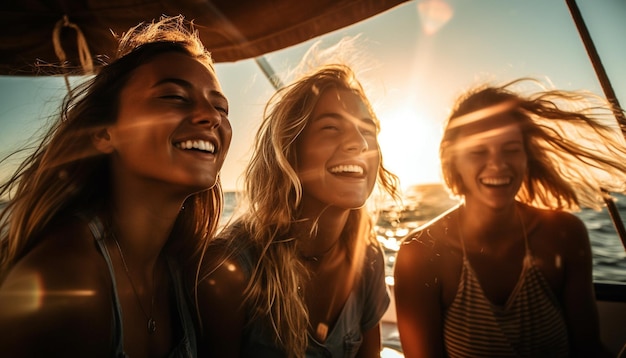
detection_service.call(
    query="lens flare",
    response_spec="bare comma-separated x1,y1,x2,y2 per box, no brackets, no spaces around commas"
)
417,0,453,35
0,272,95,317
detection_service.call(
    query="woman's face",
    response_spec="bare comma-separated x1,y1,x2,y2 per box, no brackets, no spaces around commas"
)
103,51,232,195
453,115,527,210
296,87,380,212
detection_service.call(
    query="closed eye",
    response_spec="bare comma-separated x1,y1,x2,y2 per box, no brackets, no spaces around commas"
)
212,98,229,115
160,94,188,102
215,105,229,115
359,123,377,136
503,144,524,153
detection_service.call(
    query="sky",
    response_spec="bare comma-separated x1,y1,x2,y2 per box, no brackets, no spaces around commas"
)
1,0,625,192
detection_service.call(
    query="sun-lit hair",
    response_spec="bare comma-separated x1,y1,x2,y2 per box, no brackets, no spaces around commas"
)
0,16,223,287
218,64,399,356
440,78,626,211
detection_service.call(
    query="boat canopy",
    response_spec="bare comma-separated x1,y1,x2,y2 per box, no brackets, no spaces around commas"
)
0,0,407,75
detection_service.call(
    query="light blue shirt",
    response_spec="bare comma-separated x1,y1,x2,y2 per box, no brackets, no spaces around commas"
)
238,244,390,357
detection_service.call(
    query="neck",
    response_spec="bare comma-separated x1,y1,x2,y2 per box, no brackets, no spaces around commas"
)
295,207,352,259
459,201,521,241
464,198,517,223
110,182,185,268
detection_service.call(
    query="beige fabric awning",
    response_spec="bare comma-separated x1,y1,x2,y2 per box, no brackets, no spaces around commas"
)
0,0,408,75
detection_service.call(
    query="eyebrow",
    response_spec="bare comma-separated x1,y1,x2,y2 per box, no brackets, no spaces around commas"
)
153,77,228,102
468,140,524,151
314,112,376,127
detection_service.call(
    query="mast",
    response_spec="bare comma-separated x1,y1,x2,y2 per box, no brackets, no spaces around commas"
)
565,0,626,249
255,56,284,90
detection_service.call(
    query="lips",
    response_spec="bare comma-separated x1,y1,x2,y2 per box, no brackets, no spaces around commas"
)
173,139,216,153
480,176,511,186
329,164,365,177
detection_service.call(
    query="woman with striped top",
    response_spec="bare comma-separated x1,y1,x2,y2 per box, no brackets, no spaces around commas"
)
394,78,626,357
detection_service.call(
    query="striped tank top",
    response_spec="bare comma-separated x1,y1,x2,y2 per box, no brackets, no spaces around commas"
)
443,231,570,357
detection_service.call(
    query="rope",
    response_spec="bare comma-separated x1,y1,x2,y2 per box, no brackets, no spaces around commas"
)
52,15,94,92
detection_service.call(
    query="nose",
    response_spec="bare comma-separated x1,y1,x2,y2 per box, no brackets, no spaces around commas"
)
191,100,223,128
343,120,369,153
486,150,507,169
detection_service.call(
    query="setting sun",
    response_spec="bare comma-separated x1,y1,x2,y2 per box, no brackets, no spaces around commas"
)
377,103,443,189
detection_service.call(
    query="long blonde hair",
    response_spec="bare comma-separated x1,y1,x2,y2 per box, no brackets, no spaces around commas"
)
440,78,626,211
0,16,223,285
222,64,399,356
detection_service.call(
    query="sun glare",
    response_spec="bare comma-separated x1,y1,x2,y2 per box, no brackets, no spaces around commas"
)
377,104,443,190
0,272,96,317
417,0,454,35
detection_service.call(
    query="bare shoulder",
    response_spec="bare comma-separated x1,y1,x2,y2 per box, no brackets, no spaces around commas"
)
395,207,459,279
197,239,248,296
527,205,589,246
398,207,458,257
523,205,593,280
530,205,585,227
6,218,109,287
195,238,248,356
195,237,248,319
393,208,457,357
0,218,112,356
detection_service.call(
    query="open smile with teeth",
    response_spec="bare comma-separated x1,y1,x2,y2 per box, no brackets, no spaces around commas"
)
174,139,216,153
480,177,511,186
329,164,364,175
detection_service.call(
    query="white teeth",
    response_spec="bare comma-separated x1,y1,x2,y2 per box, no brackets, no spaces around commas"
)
174,139,215,153
329,165,364,174
481,177,510,186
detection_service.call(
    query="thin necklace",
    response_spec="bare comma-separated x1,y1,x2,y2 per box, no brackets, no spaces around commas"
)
299,238,341,263
112,236,157,334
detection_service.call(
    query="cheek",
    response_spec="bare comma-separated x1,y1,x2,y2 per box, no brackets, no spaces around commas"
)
451,157,474,186
451,156,466,175
455,152,482,171
518,159,529,179
519,153,529,169
370,145,381,164
117,128,157,153
296,151,326,184
218,125,233,155
297,138,329,167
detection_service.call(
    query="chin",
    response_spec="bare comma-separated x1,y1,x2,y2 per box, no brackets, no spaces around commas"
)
183,177,218,194
486,199,516,210
334,194,369,210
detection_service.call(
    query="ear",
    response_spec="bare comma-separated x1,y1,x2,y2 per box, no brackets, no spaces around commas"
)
91,127,115,154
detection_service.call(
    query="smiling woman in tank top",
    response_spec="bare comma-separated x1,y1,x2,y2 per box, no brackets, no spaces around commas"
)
394,78,626,358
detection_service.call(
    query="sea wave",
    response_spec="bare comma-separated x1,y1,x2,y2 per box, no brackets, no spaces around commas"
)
222,186,626,284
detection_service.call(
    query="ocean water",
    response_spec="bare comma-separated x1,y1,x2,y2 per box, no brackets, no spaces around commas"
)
222,187,626,284
2,188,620,282
576,195,626,283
